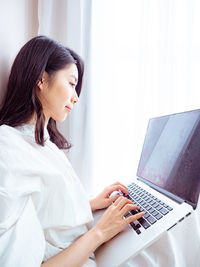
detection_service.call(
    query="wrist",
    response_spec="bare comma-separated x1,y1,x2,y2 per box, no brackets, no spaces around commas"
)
89,198,97,211
91,225,105,246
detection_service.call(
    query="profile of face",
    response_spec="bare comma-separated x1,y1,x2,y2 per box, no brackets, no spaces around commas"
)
37,63,79,124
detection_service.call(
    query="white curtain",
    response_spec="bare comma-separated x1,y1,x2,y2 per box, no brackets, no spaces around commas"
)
37,0,200,195
90,0,200,194
38,0,95,193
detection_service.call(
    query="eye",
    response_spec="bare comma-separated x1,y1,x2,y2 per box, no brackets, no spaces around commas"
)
70,82,76,88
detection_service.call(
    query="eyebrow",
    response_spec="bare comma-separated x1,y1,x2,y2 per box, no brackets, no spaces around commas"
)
70,75,78,83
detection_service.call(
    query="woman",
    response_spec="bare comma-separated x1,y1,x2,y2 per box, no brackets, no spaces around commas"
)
0,36,144,267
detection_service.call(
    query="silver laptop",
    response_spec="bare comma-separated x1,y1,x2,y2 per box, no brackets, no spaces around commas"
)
94,109,200,267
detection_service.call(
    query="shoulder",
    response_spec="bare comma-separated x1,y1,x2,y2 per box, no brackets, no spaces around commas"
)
0,124,22,150
0,124,20,139
0,124,16,145
0,125,28,165
0,125,42,193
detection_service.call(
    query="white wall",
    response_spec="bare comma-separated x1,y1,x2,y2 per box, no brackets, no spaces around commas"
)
0,0,38,105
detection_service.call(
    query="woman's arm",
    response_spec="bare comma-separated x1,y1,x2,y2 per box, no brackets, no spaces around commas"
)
41,226,102,267
41,196,144,267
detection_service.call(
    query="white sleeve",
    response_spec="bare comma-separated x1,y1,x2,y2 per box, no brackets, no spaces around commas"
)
0,155,45,267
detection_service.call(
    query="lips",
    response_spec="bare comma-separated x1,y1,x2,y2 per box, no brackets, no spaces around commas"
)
65,106,72,112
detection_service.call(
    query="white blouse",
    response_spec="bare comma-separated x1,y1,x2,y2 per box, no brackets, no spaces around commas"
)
0,124,96,267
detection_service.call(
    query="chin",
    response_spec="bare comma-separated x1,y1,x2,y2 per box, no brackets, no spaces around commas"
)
53,115,68,123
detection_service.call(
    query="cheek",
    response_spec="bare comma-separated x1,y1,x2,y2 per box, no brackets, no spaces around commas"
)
47,82,71,109
53,87,71,110
60,85,71,100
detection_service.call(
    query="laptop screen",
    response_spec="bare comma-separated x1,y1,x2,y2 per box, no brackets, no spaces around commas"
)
137,109,200,207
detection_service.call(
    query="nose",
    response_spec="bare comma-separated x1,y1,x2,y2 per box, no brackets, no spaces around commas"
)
72,90,79,104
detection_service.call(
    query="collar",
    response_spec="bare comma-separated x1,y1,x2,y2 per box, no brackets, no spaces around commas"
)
15,123,50,139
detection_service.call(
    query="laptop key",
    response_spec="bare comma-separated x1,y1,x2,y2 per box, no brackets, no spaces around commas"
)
143,196,149,201
136,229,141,235
126,195,132,200
149,200,155,205
166,205,173,211
156,205,162,211
124,212,132,218
147,198,153,203
130,222,138,230
149,208,155,213
135,223,141,229
146,205,152,211
140,200,146,206
146,215,157,224
152,202,159,208
138,218,151,229
152,210,159,216
160,207,169,215
144,212,150,219
155,213,163,220
143,203,149,208
130,208,138,215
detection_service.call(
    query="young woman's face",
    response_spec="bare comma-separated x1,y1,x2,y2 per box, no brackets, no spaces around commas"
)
37,63,79,124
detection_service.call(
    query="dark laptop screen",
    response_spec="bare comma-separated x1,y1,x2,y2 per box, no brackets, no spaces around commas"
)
137,109,200,207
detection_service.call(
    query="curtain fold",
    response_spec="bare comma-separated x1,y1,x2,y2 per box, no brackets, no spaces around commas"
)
38,0,94,193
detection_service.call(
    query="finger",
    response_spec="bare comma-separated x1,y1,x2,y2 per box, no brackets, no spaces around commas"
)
111,181,128,189
102,195,120,208
108,194,133,206
110,181,128,193
112,195,124,205
120,204,140,216
113,196,133,210
106,185,129,196
110,192,136,206
126,212,145,224
108,195,121,203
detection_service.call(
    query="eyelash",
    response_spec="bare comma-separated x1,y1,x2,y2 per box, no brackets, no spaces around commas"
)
70,83,76,88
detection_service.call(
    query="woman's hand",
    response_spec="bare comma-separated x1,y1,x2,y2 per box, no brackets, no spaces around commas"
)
42,195,144,267
94,196,145,244
90,181,129,211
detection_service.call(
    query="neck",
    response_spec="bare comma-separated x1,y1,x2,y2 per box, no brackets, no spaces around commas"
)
26,113,48,128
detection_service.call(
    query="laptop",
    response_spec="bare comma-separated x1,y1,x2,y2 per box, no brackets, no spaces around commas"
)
94,109,200,267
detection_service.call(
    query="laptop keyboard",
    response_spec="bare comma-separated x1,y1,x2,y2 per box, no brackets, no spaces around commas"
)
124,182,173,235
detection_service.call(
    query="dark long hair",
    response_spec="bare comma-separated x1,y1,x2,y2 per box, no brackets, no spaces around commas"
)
0,36,84,149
